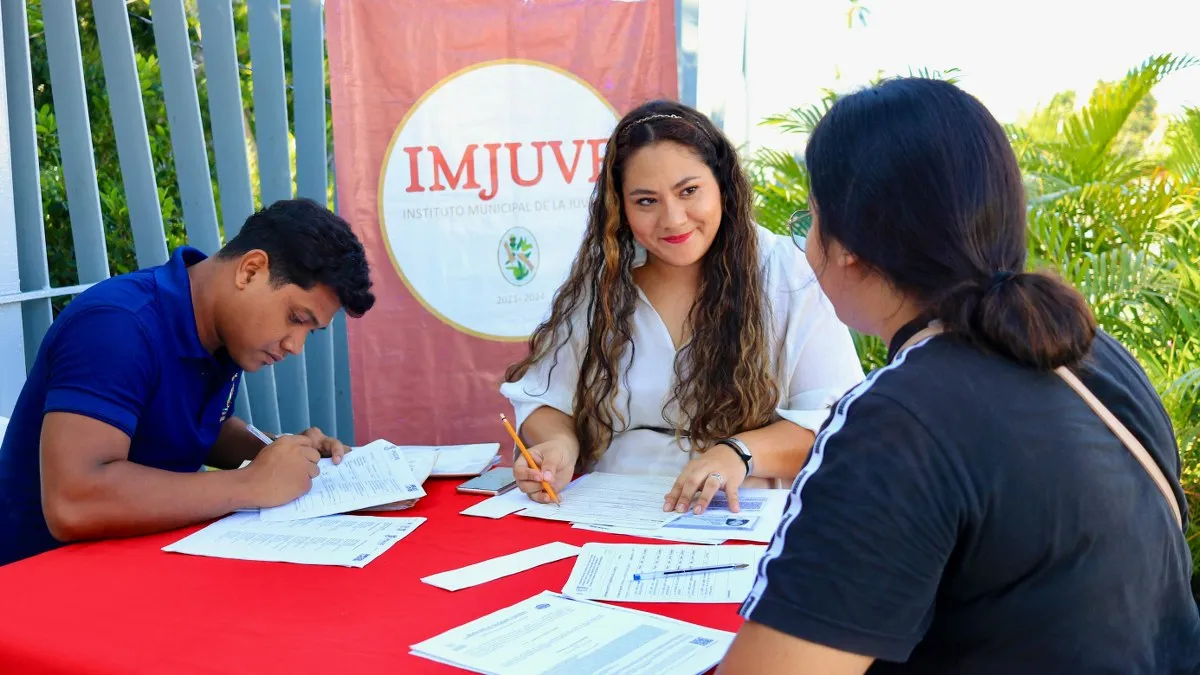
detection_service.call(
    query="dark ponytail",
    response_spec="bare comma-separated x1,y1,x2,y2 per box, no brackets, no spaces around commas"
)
806,78,1097,369
931,272,1097,370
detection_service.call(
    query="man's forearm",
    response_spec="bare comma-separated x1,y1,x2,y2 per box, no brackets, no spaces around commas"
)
204,417,266,470
44,462,256,542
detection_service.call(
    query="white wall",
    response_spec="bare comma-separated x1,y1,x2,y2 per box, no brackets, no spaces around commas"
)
0,13,28,417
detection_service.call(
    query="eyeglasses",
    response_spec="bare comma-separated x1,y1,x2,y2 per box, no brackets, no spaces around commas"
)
788,210,811,252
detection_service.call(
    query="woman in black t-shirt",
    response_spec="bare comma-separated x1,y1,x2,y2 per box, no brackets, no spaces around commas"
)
718,78,1200,674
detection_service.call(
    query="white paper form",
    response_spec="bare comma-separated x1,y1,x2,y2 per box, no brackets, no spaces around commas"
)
517,473,682,530
259,440,427,521
562,543,766,603
360,451,439,512
460,487,539,519
162,512,424,567
410,591,733,675
399,443,501,476
572,523,726,545
421,542,581,591
405,450,440,483
661,489,788,543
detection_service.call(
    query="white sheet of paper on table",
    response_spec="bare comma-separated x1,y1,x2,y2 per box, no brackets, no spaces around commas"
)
562,543,766,603
516,473,682,530
459,487,537,519
409,590,733,675
162,512,424,567
258,440,427,521
420,542,582,591
571,523,726,545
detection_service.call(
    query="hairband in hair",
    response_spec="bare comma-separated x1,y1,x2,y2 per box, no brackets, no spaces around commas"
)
627,113,683,126
620,112,712,141
986,270,1017,292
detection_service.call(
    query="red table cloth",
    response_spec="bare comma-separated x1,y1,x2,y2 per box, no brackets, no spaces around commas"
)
0,479,746,674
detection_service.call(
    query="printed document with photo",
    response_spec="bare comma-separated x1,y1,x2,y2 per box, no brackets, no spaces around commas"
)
662,489,788,543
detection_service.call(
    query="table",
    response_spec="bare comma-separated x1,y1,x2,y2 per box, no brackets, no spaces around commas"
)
0,479,746,674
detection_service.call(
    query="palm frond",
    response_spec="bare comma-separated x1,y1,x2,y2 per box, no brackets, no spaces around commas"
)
1057,54,1197,181
745,148,809,235
1165,108,1200,182
759,98,836,136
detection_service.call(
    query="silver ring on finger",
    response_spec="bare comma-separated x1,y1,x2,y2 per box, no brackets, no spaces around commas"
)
707,472,725,489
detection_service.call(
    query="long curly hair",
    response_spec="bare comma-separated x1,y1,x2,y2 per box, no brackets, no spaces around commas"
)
504,100,779,469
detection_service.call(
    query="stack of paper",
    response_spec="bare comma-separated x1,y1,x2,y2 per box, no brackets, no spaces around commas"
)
168,440,443,567
488,472,786,545
402,443,501,477
516,473,684,529
410,591,733,674
163,512,424,567
259,440,427,521
361,449,440,512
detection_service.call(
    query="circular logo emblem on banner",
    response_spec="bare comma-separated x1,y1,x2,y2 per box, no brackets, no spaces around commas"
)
498,227,539,287
379,60,618,340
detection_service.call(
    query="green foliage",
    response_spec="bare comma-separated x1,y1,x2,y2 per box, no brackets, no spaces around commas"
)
27,1,328,311
746,55,1200,569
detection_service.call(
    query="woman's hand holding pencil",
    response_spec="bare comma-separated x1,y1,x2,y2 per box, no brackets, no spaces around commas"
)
501,414,572,506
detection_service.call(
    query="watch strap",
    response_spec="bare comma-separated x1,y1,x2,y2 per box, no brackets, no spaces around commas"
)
717,437,753,477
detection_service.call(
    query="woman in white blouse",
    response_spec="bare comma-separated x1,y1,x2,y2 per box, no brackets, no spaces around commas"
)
500,100,863,514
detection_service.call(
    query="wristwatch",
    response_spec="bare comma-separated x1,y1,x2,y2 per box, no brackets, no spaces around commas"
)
716,437,754,478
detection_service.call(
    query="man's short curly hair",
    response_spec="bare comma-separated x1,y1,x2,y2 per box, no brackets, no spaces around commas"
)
218,198,375,317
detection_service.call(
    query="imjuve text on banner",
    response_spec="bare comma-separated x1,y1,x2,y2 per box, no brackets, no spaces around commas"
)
379,60,619,340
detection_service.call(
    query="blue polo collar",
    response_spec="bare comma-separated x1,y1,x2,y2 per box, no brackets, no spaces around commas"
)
153,246,216,361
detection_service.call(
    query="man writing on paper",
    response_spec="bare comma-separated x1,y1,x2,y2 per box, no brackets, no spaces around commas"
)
0,199,375,566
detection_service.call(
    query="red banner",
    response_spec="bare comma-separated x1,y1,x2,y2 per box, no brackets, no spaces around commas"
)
327,0,678,445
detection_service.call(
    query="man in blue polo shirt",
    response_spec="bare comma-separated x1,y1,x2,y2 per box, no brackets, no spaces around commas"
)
0,199,376,566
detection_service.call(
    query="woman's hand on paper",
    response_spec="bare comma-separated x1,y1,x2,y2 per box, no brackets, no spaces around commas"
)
664,444,748,515
241,434,321,507
514,439,576,504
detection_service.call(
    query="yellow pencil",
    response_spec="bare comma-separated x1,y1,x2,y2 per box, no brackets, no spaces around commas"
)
500,414,561,506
